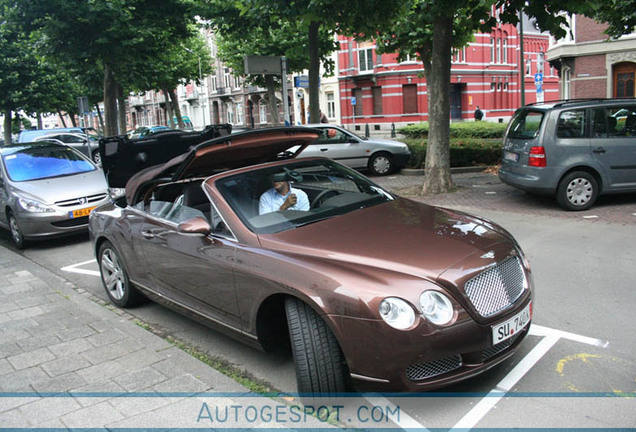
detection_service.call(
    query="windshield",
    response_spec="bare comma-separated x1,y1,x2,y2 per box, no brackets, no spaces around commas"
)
507,109,545,139
2,146,95,182
215,159,394,234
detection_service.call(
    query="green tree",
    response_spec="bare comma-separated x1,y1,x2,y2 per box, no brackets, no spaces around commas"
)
16,0,196,136
220,0,405,125
377,0,493,194
210,4,337,125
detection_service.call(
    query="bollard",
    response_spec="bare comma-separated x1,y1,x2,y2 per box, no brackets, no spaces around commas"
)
365,123,370,138
391,123,396,138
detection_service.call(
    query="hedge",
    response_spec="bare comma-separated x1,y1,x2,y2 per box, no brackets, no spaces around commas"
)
401,138,502,169
399,121,508,139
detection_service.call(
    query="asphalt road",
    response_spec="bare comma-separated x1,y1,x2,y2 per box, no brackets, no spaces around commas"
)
1,173,635,429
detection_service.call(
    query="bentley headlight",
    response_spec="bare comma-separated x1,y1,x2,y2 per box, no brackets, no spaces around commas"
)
419,291,454,325
379,297,415,330
17,197,54,213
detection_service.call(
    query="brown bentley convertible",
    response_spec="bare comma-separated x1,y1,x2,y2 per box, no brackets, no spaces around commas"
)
90,126,533,393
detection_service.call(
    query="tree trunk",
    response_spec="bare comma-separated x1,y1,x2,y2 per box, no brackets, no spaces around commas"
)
308,21,320,124
3,108,11,144
95,103,105,132
116,82,127,134
57,111,67,127
265,74,279,126
36,113,43,129
103,63,118,136
421,16,454,195
165,87,184,129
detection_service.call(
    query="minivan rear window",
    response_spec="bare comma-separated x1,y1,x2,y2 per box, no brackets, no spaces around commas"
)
507,110,544,139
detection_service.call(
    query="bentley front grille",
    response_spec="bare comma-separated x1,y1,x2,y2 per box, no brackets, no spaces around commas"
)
465,256,527,317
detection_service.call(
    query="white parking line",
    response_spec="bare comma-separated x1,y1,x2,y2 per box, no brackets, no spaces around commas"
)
61,259,100,277
530,323,609,348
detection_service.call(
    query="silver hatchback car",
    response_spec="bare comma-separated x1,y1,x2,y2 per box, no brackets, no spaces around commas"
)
0,142,110,248
296,124,411,175
499,99,636,210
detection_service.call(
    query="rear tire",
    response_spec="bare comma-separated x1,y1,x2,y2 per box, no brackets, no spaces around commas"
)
98,241,144,307
556,171,598,211
285,297,347,395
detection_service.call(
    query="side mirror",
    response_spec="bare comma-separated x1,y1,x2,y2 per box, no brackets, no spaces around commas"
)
178,216,212,235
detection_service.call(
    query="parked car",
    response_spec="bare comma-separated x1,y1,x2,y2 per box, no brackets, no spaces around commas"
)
499,99,636,210
34,132,101,165
293,124,411,175
0,142,110,248
17,127,85,143
90,126,533,393
128,125,172,139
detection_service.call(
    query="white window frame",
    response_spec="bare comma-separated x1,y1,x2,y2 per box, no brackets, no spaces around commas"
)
327,92,335,118
236,102,244,125
259,102,268,124
226,103,234,124
358,47,374,72
210,76,218,93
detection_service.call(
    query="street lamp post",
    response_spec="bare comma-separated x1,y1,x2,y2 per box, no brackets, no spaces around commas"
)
184,47,209,128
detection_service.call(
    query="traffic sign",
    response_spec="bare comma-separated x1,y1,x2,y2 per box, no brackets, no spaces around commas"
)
534,72,543,85
351,97,357,106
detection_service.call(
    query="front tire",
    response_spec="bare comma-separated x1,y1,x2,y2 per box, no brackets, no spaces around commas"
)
98,241,144,307
556,171,598,211
368,152,394,176
8,212,26,249
285,297,347,394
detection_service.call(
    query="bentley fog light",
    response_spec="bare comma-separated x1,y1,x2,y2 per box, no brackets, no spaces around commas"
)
420,290,454,325
17,197,54,213
379,297,415,330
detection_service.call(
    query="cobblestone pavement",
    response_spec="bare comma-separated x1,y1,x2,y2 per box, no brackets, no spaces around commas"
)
374,170,636,225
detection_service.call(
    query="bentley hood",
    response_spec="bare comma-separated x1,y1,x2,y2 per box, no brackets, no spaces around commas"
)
258,198,516,283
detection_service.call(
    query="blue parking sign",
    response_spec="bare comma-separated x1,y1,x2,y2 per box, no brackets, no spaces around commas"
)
351,97,357,106
534,73,543,85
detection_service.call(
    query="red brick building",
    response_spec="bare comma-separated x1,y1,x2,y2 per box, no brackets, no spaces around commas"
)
547,15,636,99
337,16,559,135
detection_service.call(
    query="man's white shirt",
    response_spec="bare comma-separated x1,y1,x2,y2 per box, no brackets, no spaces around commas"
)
259,186,310,215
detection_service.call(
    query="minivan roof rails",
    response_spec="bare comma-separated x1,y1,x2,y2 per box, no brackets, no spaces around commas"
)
525,97,636,109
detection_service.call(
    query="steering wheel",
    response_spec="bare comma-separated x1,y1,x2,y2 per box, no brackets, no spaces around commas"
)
311,189,339,209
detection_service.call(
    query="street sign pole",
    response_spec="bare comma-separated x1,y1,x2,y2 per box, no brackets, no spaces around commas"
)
281,57,290,126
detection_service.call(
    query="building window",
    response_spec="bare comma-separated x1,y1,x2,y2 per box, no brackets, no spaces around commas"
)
563,68,571,99
211,76,218,93
358,48,374,72
614,63,636,97
259,102,267,124
503,39,508,63
353,88,363,116
326,92,335,118
372,86,383,115
234,75,241,89
224,71,231,90
452,47,466,63
490,38,495,63
525,59,532,76
235,102,243,124
496,38,501,63
226,103,234,124
402,84,418,114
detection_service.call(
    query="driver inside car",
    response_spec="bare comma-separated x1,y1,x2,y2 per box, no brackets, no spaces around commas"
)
258,172,309,215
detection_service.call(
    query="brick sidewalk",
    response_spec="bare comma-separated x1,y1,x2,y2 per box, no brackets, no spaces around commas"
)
0,248,331,429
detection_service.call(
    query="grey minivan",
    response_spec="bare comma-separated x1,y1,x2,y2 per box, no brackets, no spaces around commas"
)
499,99,636,210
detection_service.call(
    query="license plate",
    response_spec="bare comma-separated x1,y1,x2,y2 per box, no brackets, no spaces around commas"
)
69,206,96,219
503,150,519,162
492,302,532,344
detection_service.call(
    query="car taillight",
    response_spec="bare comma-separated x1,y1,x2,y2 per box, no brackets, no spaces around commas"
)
528,146,546,167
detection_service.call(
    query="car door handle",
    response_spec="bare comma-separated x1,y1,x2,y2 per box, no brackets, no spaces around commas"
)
320,148,328,152
593,147,606,154
141,230,155,239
